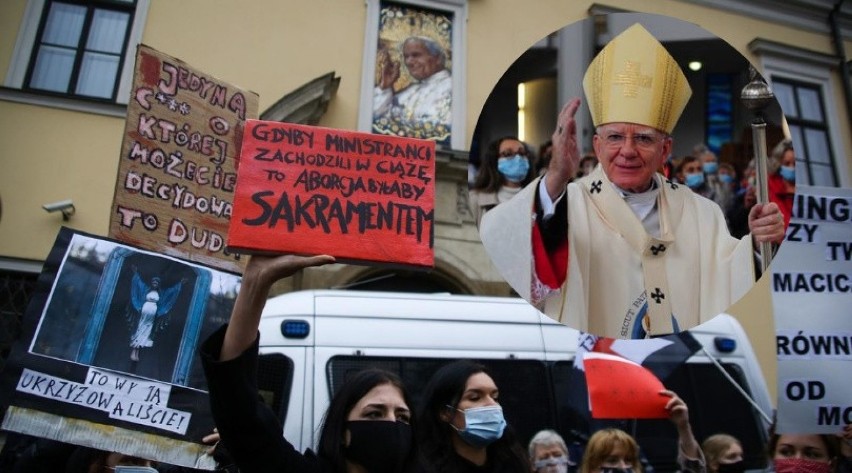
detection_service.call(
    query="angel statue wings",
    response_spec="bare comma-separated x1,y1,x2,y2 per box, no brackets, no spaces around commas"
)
128,266,187,361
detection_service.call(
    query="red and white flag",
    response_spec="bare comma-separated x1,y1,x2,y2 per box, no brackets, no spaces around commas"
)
583,352,669,419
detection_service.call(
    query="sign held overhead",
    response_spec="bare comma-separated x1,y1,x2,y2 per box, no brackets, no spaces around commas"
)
228,121,436,268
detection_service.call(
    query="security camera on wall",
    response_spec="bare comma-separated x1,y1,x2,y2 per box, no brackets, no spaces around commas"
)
42,199,75,220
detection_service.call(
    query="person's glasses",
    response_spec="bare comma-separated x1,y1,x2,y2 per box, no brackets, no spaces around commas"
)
600,132,662,150
498,148,528,158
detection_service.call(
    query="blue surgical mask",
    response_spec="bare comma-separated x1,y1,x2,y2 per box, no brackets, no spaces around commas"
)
780,165,795,182
719,173,734,184
685,172,705,188
702,162,718,174
497,155,530,183
449,405,506,447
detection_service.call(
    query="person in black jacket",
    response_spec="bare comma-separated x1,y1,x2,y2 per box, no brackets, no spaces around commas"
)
201,254,416,473
417,360,528,473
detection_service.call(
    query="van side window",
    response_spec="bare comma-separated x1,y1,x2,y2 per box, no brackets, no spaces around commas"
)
551,361,769,472
327,356,555,446
257,353,294,423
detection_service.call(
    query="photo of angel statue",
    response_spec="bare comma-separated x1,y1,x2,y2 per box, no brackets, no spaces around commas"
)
128,266,186,362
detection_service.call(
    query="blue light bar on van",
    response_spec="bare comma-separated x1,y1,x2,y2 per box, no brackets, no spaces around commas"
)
714,336,736,353
281,320,310,339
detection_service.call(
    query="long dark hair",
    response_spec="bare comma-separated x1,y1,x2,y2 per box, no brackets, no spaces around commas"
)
472,136,536,193
318,368,416,473
417,360,528,473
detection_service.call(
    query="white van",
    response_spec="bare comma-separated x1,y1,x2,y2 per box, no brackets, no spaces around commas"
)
251,290,773,472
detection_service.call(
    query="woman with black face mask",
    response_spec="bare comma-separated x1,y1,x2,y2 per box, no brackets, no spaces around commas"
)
417,360,528,473
201,254,416,473
702,434,744,473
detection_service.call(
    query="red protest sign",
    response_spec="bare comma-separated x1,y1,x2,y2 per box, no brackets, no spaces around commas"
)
584,352,669,419
228,121,435,268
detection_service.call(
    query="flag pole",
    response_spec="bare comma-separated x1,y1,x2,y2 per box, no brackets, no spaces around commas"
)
740,67,776,273
701,347,773,425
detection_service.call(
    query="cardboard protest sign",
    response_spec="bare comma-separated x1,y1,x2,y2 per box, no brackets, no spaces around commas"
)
583,352,668,419
771,185,852,434
228,121,435,267
0,228,242,468
109,44,259,274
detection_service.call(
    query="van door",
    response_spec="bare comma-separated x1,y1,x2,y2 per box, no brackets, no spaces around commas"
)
258,347,311,453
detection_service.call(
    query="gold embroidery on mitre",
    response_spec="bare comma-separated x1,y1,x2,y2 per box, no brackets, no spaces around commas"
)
614,61,653,98
653,47,679,133
597,47,614,130
582,23,692,134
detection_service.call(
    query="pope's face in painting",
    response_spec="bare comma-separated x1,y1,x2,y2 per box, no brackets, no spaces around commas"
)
403,40,443,81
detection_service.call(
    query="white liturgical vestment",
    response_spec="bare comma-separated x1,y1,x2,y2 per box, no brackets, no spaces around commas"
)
480,166,755,338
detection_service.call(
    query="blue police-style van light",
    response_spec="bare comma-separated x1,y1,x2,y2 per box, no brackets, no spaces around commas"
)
714,336,736,353
281,320,310,339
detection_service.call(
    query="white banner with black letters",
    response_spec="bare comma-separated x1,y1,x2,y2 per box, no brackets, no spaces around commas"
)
771,185,852,434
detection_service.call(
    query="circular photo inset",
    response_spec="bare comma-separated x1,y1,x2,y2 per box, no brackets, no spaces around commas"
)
470,12,788,340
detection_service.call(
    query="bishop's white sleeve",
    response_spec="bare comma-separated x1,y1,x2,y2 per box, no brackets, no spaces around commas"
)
537,177,566,220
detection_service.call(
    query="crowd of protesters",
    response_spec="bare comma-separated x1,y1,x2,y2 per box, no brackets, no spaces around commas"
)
9,252,846,473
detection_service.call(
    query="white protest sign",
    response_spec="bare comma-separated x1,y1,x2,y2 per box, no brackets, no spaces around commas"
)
771,185,852,433
16,367,191,435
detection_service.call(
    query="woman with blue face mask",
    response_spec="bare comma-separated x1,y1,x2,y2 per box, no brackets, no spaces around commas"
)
469,137,536,227
417,360,528,473
695,150,735,215
676,156,718,203
767,139,796,228
717,164,738,192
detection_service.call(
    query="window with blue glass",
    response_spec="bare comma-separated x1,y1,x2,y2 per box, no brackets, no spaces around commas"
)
705,74,733,156
25,0,136,101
